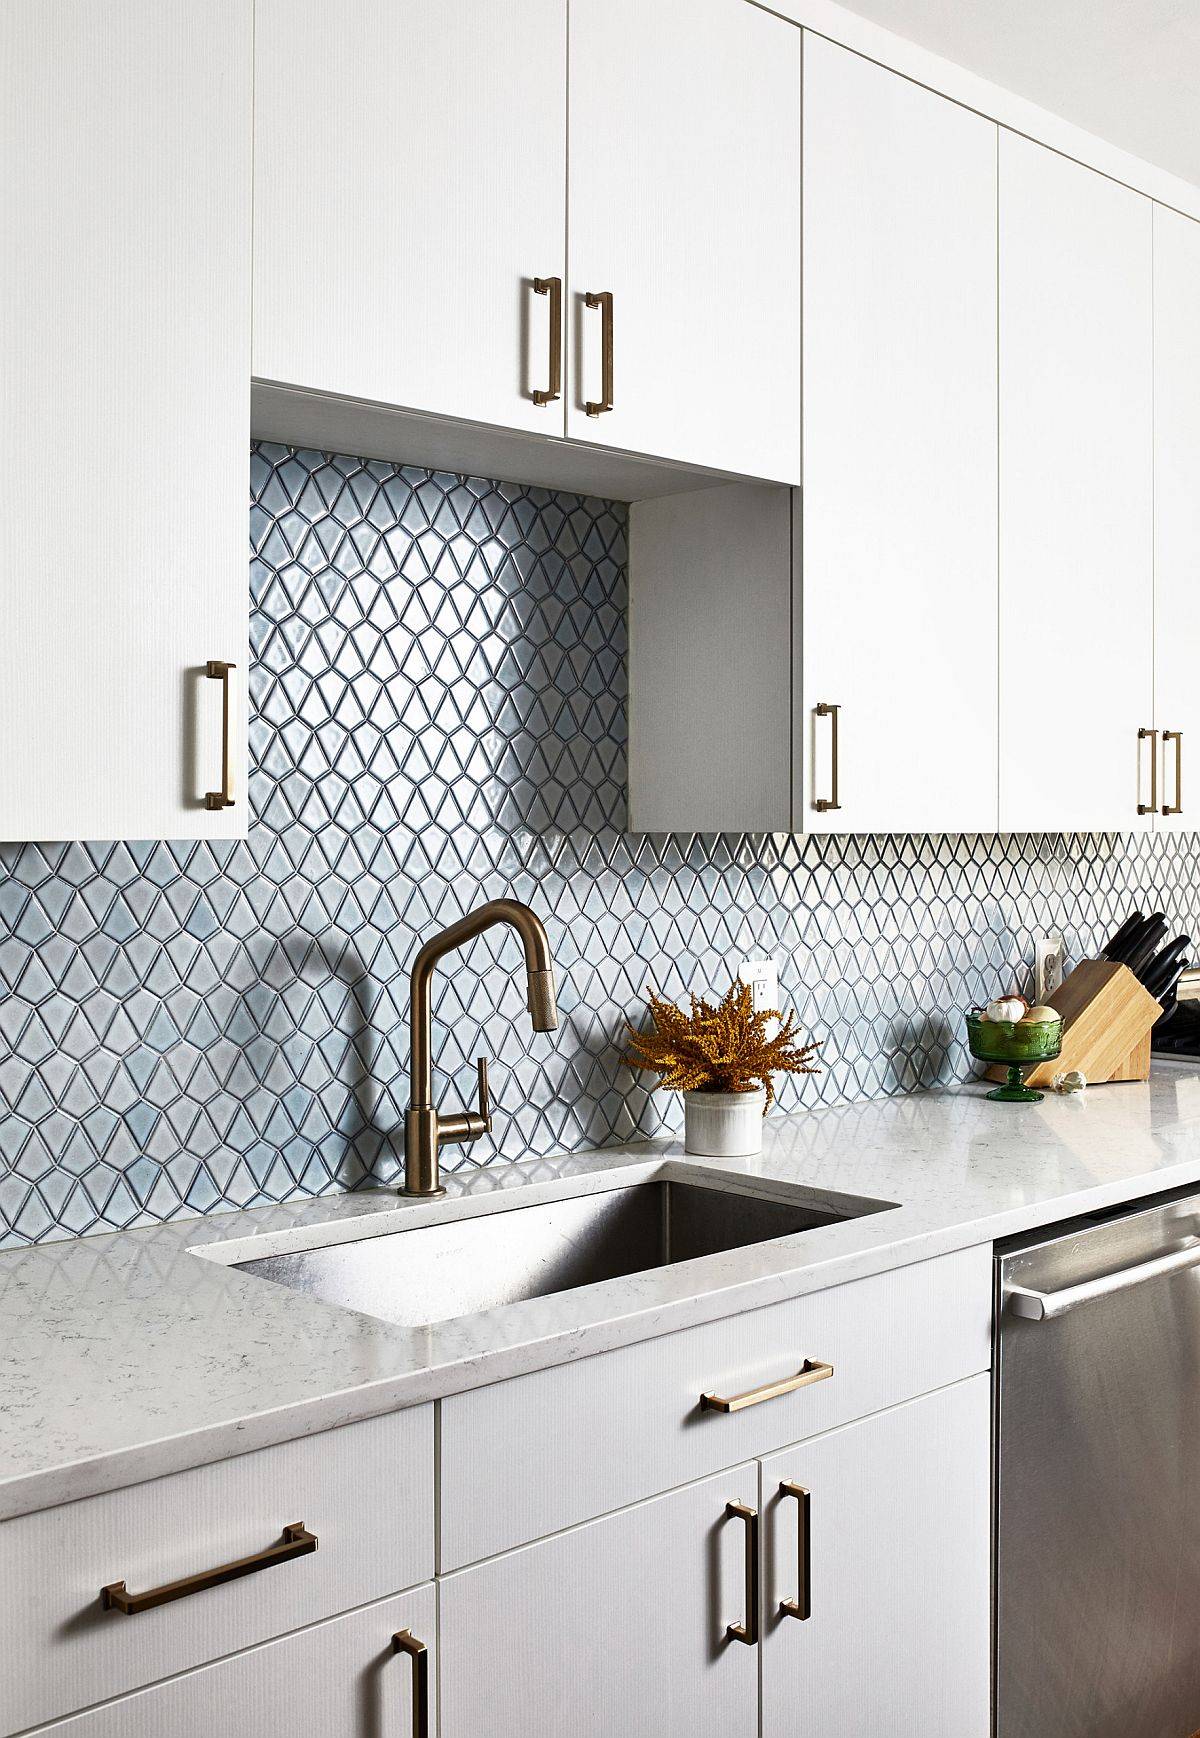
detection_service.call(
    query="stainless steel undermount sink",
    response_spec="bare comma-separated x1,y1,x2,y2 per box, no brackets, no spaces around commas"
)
230,1170,895,1329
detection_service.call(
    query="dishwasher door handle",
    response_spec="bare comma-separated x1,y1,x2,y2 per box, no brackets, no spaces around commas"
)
1007,1239,1200,1320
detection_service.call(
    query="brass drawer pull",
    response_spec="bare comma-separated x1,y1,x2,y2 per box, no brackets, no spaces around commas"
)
814,702,841,812
204,658,236,811
393,1630,431,1738
725,1501,760,1646
584,289,613,416
99,1522,316,1614
1138,725,1159,816
532,276,562,405
1164,728,1184,816
701,1358,833,1413
779,1482,811,1620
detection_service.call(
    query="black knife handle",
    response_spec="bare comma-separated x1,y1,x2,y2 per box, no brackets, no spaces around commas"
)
1124,916,1170,981
1102,911,1144,961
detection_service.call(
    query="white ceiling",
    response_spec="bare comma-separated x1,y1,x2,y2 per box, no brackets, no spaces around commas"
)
834,0,1200,186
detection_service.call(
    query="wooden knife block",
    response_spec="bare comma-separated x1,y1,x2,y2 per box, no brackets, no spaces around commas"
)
986,959,1162,1088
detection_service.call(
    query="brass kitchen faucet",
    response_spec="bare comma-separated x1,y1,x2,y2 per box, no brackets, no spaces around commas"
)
403,899,558,1195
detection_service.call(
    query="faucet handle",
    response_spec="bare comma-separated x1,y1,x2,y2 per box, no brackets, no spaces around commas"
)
475,1057,492,1133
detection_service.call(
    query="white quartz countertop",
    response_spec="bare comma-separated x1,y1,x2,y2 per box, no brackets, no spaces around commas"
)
6,1062,1200,1522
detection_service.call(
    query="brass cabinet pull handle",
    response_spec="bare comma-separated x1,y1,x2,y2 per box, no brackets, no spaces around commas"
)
204,658,236,811
1138,725,1159,815
532,276,562,405
701,1358,833,1414
779,1482,811,1620
1164,729,1184,816
99,1522,316,1614
584,290,614,416
393,1630,431,1738
725,1501,760,1646
814,702,841,812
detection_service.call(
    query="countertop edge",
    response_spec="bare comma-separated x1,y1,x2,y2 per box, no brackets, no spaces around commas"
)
8,1109,1200,1522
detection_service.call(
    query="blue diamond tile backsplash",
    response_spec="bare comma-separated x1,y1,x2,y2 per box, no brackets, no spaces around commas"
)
1,441,1198,1245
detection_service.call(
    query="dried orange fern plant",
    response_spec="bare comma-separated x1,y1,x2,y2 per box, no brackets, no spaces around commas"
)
625,980,819,1112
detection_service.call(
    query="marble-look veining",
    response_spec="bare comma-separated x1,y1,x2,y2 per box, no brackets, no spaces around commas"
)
5,1065,1200,1522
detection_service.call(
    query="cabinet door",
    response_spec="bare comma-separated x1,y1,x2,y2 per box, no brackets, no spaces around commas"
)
440,1464,759,1738
801,38,998,834
761,1377,991,1738
567,0,800,482
999,132,1153,833
0,0,250,843
254,0,566,438
31,1586,434,1737
1153,203,1200,832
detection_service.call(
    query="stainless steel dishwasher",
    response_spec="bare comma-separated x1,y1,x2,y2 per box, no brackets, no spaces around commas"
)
996,1186,1200,1738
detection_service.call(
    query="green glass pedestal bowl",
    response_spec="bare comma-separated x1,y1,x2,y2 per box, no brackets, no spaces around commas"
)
965,1010,1064,1104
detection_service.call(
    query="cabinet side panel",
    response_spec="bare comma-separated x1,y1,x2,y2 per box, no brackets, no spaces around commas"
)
1153,204,1200,833
629,484,793,833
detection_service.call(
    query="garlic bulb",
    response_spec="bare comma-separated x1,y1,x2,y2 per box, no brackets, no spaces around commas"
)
1052,1070,1086,1094
985,996,1027,1023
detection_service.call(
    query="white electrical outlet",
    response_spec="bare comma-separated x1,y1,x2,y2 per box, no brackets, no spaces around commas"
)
1034,933,1064,1004
739,957,780,1038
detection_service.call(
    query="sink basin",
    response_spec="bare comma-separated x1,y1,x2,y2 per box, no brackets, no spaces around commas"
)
231,1172,894,1328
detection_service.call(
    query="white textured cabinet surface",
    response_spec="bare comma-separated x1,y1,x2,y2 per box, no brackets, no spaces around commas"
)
801,37,999,834
566,0,801,482
1153,204,1200,832
253,0,566,438
761,1376,991,1738
0,0,250,844
629,484,793,832
31,1585,435,1737
439,1245,991,1568
998,131,1153,834
0,1407,432,1735
440,1464,759,1738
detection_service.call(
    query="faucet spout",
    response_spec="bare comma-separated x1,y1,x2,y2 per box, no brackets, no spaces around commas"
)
403,899,559,1196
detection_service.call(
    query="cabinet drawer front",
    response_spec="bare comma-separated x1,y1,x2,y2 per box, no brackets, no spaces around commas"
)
1,1407,432,1736
441,1245,991,1567
29,1584,435,1737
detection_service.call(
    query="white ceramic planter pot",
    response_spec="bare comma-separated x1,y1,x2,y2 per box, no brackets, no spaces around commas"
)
682,1088,766,1157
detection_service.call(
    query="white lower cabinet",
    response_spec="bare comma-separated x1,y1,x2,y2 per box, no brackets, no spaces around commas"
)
439,1375,991,1737
31,1585,434,1736
439,1464,760,1738
761,1376,992,1737
1,1406,433,1734
15,1291,993,1736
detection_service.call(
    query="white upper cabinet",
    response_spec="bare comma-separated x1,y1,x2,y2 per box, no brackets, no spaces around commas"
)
1153,204,1200,833
998,134,1154,834
253,0,567,437
254,0,800,483
0,0,251,844
801,37,999,834
566,0,801,483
